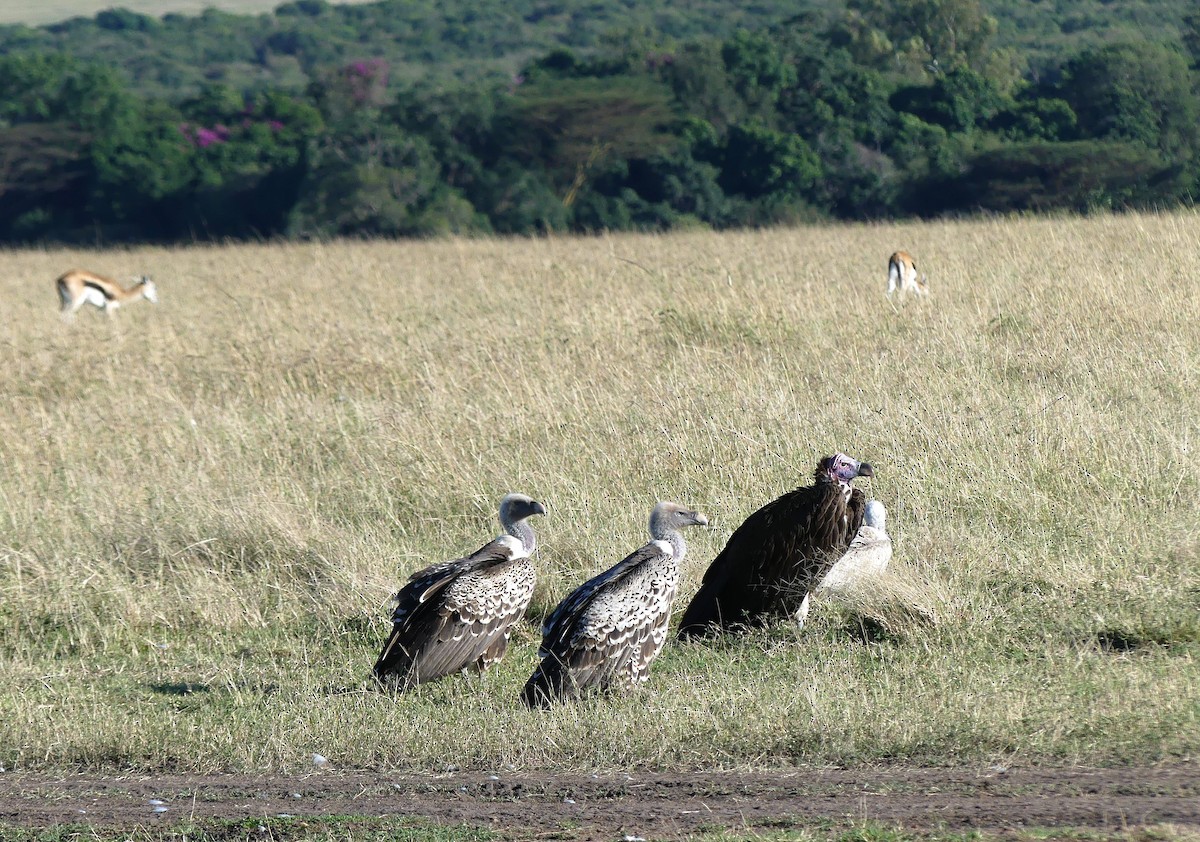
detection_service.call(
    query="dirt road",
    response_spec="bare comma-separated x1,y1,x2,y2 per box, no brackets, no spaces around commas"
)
1,764,1197,839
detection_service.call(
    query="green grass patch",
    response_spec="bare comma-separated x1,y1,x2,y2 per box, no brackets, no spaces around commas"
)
0,817,499,841
0,216,1198,774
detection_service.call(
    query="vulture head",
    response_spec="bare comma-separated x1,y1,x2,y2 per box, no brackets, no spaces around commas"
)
863,499,886,531
649,501,709,537
499,493,547,524
498,493,547,552
650,501,708,560
816,453,874,485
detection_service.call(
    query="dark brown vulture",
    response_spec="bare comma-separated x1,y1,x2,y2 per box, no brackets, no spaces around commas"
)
372,493,545,688
520,501,708,707
675,453,873,639
797,499,891,627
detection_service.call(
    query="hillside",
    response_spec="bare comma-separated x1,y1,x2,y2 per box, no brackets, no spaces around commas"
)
1,0,1198,244
0,0,377,28
0,0,1191,97
0,0,824,96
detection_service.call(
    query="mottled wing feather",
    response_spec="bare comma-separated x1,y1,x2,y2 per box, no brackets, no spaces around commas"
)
405,568,533,681
477,632,510,672
539,544,660,657
373,539,533,685
523,543,677,706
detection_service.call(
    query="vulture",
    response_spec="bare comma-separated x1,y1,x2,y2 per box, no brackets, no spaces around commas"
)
372,492,545,688
675,452,873,639
520,501,708,707
795,499,892,627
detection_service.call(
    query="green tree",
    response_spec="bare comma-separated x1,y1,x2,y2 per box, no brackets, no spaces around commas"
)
772,28,894,148
989,96,1077,143
721,30,797,118
945,140,1185,213
87,99,194,230
659,40,744,129
718,120,821,200
507,75,675,206
842,0,998,75
892,66,1006,132
0,122,90,241
1182,12,1200,71
1059,40,1199,163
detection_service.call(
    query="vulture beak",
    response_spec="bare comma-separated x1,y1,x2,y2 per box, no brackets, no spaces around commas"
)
692,512,710,527
531,501,547,516
856,462,875,478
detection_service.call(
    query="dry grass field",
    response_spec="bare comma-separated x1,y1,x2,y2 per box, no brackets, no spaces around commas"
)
0,214,1197,785
0,0,376,26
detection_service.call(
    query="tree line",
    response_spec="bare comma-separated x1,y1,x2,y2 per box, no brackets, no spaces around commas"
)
1,0,1198,243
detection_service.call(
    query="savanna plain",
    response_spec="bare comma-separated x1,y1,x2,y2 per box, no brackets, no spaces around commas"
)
0,214,1197,841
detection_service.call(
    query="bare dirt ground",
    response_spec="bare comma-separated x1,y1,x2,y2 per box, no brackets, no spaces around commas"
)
1,764,1198,839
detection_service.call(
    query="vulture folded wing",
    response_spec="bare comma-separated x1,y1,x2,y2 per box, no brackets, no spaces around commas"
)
818,523,892,593
677,486,867,636
539,544,658,655
523,542,668,705
373,538,526,683
403,573,532,680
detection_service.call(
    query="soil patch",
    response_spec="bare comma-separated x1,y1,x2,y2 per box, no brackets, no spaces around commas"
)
1,764,1197,839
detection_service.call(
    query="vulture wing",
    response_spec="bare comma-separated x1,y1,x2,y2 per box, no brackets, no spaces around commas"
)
818,523,892,593
522,541,674,706
677,485,867,637
795,516,892,626
372,537,534,686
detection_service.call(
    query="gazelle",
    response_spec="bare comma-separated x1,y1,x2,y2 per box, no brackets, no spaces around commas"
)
887,251,928,297
56,269,158,321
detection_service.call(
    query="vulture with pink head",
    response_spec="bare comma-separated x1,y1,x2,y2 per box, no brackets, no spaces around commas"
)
675,453,874,638
372,493,545,688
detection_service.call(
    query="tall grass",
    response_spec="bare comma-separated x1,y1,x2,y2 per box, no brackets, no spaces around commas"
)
0,213,1197,773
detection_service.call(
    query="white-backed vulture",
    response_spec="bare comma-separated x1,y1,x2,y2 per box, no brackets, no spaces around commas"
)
372,493,545,688
520,501,708,707
795,499,892,626
675,453,873,639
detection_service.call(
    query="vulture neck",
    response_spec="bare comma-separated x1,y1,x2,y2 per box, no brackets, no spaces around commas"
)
819,473,853,504
503,516,537,554
650,520,687,562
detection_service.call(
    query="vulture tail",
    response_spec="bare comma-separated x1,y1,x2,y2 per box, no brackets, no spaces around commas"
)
675,582,725,640
371,626,415,685
519,656,572,708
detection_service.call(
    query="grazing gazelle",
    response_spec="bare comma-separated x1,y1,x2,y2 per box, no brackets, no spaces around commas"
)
56,269,158,321
886,251,929,297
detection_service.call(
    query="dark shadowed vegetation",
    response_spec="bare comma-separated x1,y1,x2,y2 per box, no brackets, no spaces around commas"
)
0,0,1198,243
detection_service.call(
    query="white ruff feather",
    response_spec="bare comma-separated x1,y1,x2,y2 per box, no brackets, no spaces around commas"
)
494,534,526,558
648,539,674,559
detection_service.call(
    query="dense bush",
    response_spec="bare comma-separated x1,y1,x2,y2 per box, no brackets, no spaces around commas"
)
0,0,1197,243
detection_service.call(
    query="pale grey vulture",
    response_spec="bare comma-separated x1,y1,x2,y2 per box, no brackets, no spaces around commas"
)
372,493,545,688
795,499,892,626
520,501,708,707
676,453,873,639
